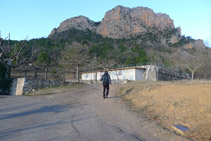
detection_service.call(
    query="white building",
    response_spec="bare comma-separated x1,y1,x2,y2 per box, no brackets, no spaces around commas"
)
81,65,157,83
81,65,190,83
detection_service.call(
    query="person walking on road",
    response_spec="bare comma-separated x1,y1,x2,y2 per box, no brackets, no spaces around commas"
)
100,71,111,99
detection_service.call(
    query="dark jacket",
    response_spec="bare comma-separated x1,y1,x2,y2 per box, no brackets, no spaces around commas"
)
101,74,111,85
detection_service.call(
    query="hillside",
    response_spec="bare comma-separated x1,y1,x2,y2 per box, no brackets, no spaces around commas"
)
2,5,211,81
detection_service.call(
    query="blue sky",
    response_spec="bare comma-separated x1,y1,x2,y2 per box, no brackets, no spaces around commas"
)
0,0,211,46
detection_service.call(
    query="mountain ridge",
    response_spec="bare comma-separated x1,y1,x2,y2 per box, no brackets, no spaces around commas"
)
49,5,205,49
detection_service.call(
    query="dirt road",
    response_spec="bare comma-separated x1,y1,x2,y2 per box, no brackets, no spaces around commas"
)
0,84,188,141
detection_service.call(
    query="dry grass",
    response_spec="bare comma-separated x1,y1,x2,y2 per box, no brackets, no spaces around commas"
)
118,81,211,141
24,84,85,96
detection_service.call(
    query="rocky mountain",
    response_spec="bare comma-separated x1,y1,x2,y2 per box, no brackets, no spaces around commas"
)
49,5,205,49
96,6,175,39
49,16,97,37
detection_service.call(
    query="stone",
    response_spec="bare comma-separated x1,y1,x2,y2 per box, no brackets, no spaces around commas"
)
16,78,25,95
172,124,189,135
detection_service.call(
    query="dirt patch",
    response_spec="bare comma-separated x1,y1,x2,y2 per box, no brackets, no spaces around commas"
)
119,81,211,141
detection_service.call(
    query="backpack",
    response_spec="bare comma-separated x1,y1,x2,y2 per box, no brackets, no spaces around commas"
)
102,75,109,84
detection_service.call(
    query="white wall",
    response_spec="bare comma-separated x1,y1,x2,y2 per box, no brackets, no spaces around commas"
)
82,72,96,80
97,72,104,80
82,69,144,81
135,69,144,80
108,69,136,80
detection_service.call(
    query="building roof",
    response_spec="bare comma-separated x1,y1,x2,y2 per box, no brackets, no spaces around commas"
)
82,65,148,74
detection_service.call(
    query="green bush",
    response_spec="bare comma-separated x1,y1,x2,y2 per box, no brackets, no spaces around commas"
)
37,52,51,66
0,63,12,93
131,46,148,65
89,43,114,58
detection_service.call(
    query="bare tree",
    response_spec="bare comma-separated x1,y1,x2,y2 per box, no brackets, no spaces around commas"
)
97,59,117,70
195,49,211,79
166,51,181,70
27,47,40,79
60,46,91,83
180,52,204,80
0,34,33,78
15,64,32,77
164,49,206,80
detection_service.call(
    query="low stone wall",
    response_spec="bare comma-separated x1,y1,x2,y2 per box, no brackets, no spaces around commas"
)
141,66,190,81
157,68,190,81
10,78,64,95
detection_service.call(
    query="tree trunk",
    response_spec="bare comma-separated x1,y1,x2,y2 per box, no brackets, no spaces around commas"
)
45,67,48,80
8,66,11,79
73,72,76,79
76,64,80,84
34,68,38,79
95,72,97,84
203,73,207,80
62,73,65,82
24,70,27,77
191,71,194,80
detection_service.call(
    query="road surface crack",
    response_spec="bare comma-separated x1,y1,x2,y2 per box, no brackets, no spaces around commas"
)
71,115,81,138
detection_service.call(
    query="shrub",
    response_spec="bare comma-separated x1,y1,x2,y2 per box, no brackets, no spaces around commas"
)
0,63,12,93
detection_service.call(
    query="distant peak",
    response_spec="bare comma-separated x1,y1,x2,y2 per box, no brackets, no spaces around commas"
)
113,5,127,9
110,5,130,12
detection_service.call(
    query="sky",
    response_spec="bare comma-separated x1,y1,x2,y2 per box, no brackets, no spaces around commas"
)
0,0,211,46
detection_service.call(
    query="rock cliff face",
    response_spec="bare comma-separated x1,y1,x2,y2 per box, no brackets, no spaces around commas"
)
49,6,176,39
184,40,205,49
49,16,97,37
96,6,175,39
48,5,205,49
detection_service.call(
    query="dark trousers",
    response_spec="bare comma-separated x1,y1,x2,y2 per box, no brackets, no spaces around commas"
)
103,84,109,98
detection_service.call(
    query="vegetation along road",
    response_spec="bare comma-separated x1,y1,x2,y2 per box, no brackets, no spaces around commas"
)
0,84,188,141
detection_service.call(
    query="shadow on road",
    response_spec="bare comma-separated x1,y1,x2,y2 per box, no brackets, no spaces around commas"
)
0,104,68,120
0,95,10,98
0,114,96,140
0,103,41,113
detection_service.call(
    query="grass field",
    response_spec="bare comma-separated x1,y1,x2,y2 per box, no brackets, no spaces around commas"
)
118,81,211,141
24,83,85,96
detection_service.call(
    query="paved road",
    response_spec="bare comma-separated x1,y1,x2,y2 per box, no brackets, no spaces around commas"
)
0,84,188,141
